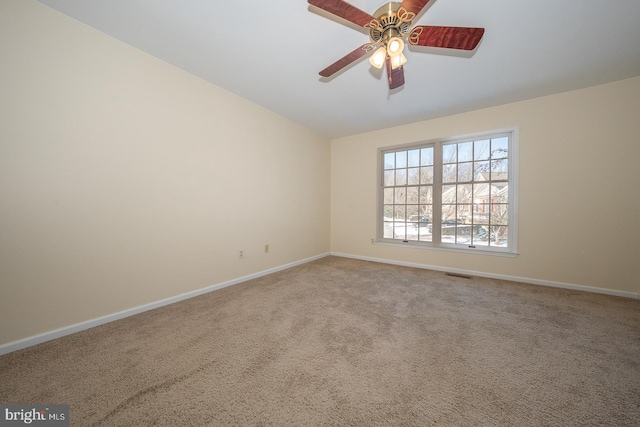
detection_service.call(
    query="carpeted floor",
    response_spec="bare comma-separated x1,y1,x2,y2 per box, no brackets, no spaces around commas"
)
1,256,639,426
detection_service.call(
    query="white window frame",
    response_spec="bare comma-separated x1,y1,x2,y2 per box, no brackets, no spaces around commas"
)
376,128,519,256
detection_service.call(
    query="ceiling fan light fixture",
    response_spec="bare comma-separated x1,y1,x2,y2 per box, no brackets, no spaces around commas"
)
369,46,387,69
390,52,407,69
386,36,404,57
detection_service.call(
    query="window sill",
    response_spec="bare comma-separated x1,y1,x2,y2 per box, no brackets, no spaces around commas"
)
374,239,519,258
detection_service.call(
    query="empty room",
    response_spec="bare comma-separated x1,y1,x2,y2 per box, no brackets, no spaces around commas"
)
1,0,639,425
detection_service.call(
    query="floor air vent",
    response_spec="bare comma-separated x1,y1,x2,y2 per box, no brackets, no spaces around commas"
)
445,272,473,280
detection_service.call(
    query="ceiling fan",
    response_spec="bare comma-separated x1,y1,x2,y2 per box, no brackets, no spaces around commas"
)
308,0,485,89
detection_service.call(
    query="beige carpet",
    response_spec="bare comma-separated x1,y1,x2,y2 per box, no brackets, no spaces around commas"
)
1,256,639,426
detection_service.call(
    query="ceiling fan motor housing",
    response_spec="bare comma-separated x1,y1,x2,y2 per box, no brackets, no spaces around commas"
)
369,2,412,44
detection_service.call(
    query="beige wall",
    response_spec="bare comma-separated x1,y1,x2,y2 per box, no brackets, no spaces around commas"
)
0,0,330,346
331,77,640,296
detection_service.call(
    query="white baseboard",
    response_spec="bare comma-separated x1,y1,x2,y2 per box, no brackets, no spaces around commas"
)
0,253,330,356
331,252,640,301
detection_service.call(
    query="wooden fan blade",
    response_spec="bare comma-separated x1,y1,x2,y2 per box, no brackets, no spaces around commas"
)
319,44,374,77
385,57,405,90
409,26,485,50
308,0,375,28
399,0,433,16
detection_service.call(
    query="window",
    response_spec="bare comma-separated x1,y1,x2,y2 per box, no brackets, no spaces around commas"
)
378,129,517,255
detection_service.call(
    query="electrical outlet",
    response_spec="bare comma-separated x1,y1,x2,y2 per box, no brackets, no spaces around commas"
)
264,244,269,253
238,249,244,259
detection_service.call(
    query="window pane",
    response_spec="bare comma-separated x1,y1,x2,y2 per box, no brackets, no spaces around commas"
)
458,162,473,182
491,204,509,225
458,142,473,162
474,161,490,181
407,186,419,204
474,139,490,161
457,184,473,204
384,170,394,186
492,226,508,246
473,204,490,224
457,205,472,223
420,166,434,184
406,226,418,241
472,226,490,246
396,151,407,168
419,227,432,242
473,183,490,200
491,158,508,178
421,147,434,166
441,219,455,242
407,167,420,185
443,144,457,163
383,221,394,238
383,188,394,204
407,205,420,220
394,188,406,204
457,225,472,244
394,223,406,240
396,169,407,186
442,204,456,223
442,184,456,204
491,137,509,159
419,186,433,204
420,204,433,221
394,205,405,220
494,184,508,203
384,152,395,169
443,164,457,183
408,149,420,167
383,205,393,220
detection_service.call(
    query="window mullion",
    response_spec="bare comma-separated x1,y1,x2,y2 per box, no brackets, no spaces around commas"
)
432,142,443,245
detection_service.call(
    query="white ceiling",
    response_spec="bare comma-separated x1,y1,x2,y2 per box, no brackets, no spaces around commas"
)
35,0,640,139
